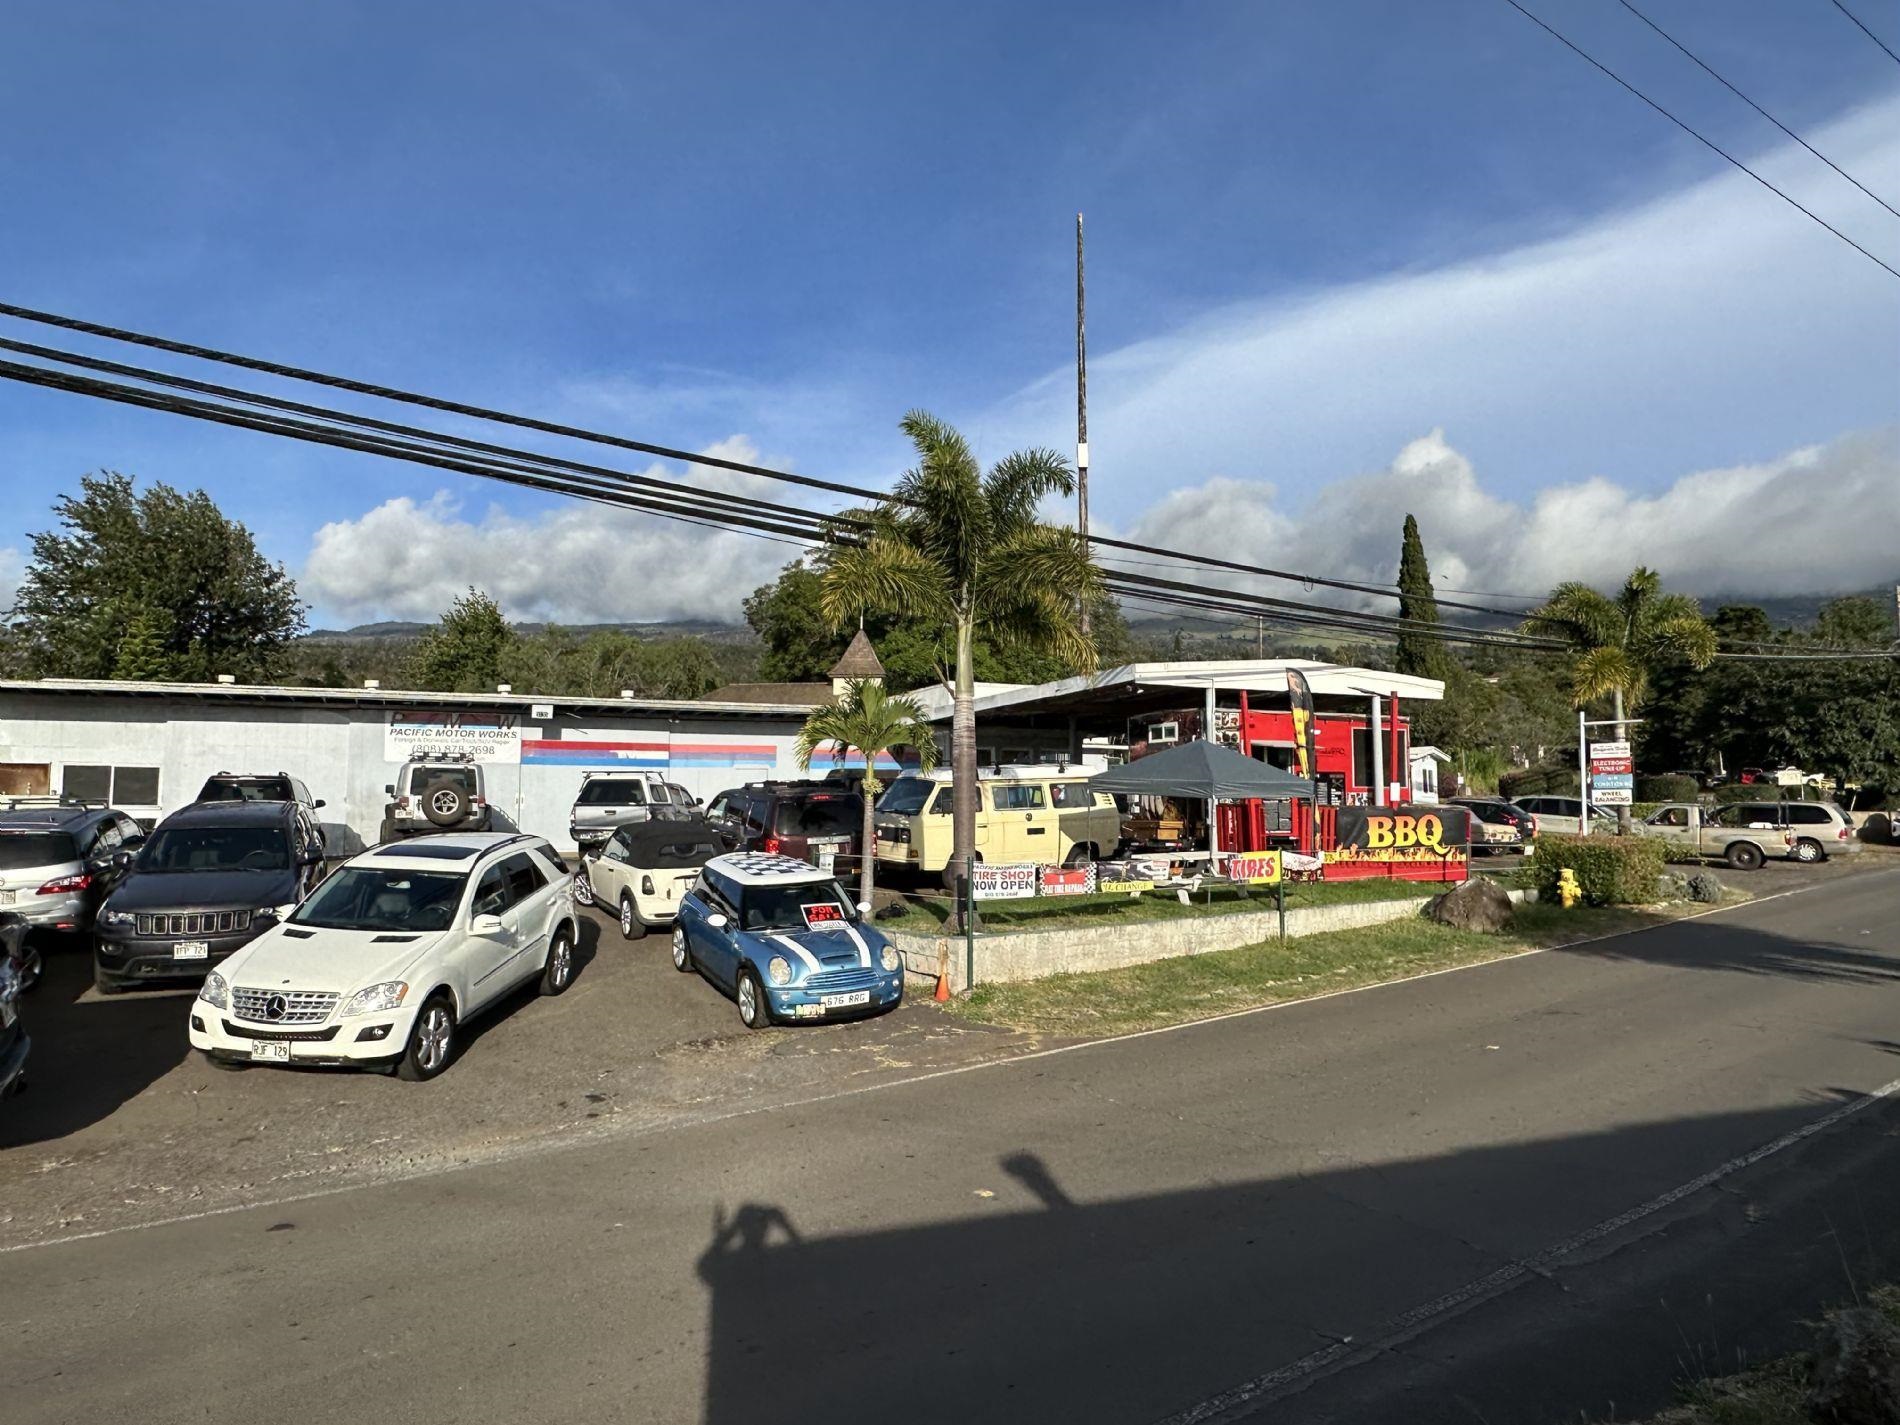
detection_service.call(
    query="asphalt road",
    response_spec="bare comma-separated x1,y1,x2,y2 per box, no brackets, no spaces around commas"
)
9,866,1900,1424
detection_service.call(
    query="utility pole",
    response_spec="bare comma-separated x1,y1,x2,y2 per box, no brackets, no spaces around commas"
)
1076,212,1090,638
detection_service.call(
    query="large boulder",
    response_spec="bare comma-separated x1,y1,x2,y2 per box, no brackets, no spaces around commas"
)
1809,1307,1900,1424
1426,878,1514,933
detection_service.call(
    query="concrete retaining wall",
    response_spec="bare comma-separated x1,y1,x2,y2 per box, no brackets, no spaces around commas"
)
893,893,1438,994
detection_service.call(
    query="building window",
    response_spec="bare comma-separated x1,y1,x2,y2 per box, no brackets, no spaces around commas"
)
1350,729,1374,791
62,764,160,806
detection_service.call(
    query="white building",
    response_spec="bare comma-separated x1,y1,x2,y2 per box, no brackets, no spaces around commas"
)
0,678,820,853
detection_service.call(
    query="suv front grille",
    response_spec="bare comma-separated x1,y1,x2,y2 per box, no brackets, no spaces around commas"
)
232,987,339,1025
136,910,253,937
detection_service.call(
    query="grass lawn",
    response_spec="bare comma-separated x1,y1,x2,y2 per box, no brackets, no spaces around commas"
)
882,875,1442,932
945,899,1677,1038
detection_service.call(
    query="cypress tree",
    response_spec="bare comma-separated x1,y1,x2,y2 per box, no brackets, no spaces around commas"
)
1396,514,1448,680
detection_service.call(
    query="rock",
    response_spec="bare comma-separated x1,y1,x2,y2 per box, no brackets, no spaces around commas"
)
1656,872,1692,901
1808,1306,1900,1424
1426,878,1515,933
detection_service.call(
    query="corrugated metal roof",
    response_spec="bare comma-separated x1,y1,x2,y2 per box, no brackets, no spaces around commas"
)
0,678,814,719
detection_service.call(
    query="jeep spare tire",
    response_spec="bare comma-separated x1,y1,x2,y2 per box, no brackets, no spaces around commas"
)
422,780,470,827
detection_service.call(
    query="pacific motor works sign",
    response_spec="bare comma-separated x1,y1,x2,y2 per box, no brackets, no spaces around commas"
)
1332,806,1471,861
385,709,522,764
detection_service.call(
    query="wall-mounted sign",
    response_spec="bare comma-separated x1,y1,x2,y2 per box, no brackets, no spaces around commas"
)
385,710,521,764
530,703,554,721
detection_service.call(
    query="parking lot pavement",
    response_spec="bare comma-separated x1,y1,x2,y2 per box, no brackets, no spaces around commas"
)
0,901,1036,1249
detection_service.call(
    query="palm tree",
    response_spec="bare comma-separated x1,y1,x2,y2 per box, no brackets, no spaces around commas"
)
793,679,938,907
1529,567,1717,830
820,411,1103,908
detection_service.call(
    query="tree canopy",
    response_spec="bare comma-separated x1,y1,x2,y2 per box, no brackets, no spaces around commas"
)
10,471,305,681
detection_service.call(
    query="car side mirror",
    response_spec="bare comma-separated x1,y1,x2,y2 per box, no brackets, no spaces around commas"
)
110,849,137,872
857,900,872,917
313,799,326,810
470,913,507,938
706,912,730,930
384,784,395,796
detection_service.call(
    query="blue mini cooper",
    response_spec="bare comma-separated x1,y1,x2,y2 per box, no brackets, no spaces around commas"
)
673,853,906,1028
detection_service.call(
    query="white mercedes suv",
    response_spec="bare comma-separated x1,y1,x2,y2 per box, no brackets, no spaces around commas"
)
187,833,578,1080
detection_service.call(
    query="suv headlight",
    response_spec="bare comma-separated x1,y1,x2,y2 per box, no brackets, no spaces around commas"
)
198,971,229,1010
766,955,793,986
880,944,901,973
99,908,137,928
340,981,409,1016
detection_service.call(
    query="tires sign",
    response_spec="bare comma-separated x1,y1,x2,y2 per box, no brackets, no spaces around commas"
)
385,710,522,764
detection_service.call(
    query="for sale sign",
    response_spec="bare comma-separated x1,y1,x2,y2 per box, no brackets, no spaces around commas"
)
972,863,1039,900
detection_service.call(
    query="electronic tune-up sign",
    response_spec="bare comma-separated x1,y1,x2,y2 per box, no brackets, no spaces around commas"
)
1589,739,1634,807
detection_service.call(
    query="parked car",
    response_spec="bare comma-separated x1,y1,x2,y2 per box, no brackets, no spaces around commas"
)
187,832,578,1080
0,800,145,969
583,817,726,939
195,771,324,814
0,935,26,1102
1712,800,1861,863
383,752,492,841
1630,803,1796,870
673,852,904,1029
1446,798,1534,855
875,767,1122,886
711,782,865,876
1509,796,1616,835
665,782,702,811
568,770,680,853
93,799,327,994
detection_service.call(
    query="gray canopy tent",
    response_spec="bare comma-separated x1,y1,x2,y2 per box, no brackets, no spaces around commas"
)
1089,739,1315,858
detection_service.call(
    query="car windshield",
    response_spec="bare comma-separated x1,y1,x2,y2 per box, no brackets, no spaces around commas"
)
0,832,77,869
198,779,290,802
776,796,861,836
139,826,290,873
578,780,646,806
740,879,857,932
877,778,936,816
290,867,466,932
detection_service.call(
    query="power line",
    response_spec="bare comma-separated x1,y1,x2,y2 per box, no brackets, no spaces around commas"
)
1616,0,1900,221
1500,0,1900,281
1828,0,1900,68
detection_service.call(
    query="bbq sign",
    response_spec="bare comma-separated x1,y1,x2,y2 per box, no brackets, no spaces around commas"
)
1333,806,1471,859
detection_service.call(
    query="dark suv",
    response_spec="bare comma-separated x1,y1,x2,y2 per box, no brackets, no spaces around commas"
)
195,772,324,813
93,800,326,993
706,782,865,876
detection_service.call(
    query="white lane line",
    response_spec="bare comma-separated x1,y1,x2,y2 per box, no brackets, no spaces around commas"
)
1152,1072,1900,1425
1,871,1878,1255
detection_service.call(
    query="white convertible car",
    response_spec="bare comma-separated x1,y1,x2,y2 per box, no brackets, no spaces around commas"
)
188,832,579,1080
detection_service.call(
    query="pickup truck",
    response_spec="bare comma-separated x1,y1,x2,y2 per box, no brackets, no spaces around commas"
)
1630,803,1792,870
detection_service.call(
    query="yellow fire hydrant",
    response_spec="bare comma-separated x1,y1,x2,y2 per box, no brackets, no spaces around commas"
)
1558,867,1581,909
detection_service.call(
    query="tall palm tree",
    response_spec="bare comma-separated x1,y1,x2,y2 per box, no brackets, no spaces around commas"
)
1529,567,1717,830
820,411,1103,907
793,679,938,907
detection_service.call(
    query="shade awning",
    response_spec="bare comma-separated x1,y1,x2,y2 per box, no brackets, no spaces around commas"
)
1089,740,1315,800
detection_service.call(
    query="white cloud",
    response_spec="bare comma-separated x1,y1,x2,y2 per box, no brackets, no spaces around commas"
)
982,94,1900,536
1127,425,1900,606
0,547,23,614
300,438,807,625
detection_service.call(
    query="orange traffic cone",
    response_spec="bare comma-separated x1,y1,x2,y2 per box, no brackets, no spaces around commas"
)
933,971,951,1002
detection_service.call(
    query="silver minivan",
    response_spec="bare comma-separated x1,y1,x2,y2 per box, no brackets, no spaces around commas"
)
0,800,145,987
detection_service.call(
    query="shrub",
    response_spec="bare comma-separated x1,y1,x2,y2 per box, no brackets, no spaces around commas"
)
1635,774,1699,803
1528,833,1669,906
1686,872,1724,904
1499,764,1578,799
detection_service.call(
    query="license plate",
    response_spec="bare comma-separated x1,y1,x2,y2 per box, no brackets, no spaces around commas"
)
0,891,13,906
172,941,210,960
817,848,837,872
250,1041,290,1063
821,990,870,1009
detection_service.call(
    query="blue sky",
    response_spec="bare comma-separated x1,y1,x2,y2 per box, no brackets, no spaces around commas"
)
2,0,1897,626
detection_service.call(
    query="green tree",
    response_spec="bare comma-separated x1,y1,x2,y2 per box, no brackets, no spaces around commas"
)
1528,568,1718,829
1395,514,1450,681
11,471,304,681
744,561,849,682
820,411,1102,906
408,589,515,692
793,679,938,905
1815,595,1893,648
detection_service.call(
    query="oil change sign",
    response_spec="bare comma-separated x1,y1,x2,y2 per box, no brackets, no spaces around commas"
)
385,710,523,764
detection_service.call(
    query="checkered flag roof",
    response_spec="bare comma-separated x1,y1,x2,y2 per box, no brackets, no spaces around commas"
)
710,851,833,885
